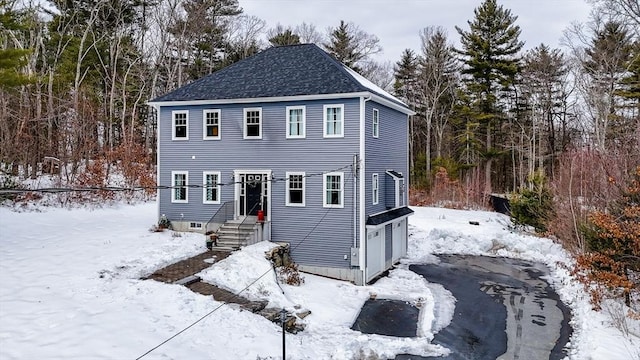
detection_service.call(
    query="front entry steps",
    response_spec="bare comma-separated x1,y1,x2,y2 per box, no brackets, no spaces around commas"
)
213,217,259,249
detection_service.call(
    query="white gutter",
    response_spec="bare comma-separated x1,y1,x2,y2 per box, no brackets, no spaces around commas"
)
359,95,371,283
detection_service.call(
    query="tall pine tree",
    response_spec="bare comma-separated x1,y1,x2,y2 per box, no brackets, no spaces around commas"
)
455,0,523,194
324,20,360,70
269,28,300,47
0,1,31,89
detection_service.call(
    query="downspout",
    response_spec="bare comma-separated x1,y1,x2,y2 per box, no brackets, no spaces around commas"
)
353,153,358,248
152,104,161,220
358,94,371,284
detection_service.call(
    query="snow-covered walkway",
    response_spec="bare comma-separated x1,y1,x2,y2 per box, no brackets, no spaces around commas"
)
0,203,637,359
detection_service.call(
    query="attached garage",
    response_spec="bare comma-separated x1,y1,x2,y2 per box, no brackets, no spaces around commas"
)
366,228,385,282
365,207,414,283
392,218,407,263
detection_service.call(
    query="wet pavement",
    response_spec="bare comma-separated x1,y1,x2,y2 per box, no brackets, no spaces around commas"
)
390,255,572,360
352,299,420,337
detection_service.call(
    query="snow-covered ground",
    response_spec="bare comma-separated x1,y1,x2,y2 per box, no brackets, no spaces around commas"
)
0,203,637,359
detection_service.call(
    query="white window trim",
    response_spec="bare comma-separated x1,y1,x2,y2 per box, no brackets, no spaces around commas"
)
171,170,188,203
286,106,306,139
203,171,221,204
372,173,379,205
202,109,221,140
285,171,306,207
172,110,189,140
323,104,344,138
189,222,203,230
243,107,262,139
372,108,379,138
323,171,344,208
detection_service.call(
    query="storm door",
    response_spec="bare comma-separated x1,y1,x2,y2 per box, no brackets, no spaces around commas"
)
238,173,269,216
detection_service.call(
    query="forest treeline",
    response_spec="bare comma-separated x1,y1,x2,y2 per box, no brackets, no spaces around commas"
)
0,0,638,307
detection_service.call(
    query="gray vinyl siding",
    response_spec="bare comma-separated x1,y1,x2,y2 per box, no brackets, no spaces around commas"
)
158,98,360,269
364,101,410,216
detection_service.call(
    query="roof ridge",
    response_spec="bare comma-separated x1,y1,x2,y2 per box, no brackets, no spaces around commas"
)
309,44,368,92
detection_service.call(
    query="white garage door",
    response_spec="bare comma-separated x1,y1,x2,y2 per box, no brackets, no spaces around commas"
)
392,219,407,262
366,228,385,281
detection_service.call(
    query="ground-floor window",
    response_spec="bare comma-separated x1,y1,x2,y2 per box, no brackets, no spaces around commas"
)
172,171,188,203
286,172,305,206
203,171,221,204
323,172,344,208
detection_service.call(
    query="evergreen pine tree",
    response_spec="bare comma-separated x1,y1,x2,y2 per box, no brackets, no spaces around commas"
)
0,1,31,89
324,20,361,71
393,48,418,102
455,0,524,194
269,29,300,46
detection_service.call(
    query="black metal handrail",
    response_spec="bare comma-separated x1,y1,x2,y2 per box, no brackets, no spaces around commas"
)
237,201,261,231
205,200,235,233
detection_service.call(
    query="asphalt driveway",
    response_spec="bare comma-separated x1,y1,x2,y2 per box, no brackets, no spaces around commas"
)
395,255,572,360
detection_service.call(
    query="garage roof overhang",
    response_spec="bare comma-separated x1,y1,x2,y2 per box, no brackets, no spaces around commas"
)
365,206,414,228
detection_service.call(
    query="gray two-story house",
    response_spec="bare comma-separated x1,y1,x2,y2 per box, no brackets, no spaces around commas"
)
148,44,414,285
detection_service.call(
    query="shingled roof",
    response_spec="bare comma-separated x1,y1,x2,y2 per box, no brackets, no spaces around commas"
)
150,43,409,111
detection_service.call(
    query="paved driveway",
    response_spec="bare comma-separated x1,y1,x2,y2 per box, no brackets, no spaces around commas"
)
397,255,572,360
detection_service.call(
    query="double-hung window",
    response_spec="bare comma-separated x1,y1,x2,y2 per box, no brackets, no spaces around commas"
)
372,173,379,205
172,111,188,140
372,108,379,138
203,171,221,204
286,172,305,206
172,171,188,203
286,106,305,138
323,172,344,208
244,108,262,139
323,104,344,138
203,110,220,139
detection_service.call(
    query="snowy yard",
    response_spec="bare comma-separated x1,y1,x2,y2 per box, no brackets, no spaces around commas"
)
0,203,638,359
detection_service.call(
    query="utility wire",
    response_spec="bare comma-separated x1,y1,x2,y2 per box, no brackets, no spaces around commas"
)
135,170,355,359
0,163,355,195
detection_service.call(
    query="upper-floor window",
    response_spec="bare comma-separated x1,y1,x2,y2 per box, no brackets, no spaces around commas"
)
323,104,344,138
286,106,306,139
203,109,220,140
244,108,262,139
323,172,344,208
372,173,379,205
172,171,188,203
172,111,188,140
372,108,379,138
286,172,305,206
203,171,221,204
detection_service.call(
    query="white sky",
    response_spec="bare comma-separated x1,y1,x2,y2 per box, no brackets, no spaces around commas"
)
241,0,593,63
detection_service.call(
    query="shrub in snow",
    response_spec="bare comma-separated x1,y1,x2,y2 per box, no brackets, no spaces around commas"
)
510,171,554,233
278,263,305,286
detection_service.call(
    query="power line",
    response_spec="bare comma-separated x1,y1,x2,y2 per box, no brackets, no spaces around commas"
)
135,171,355,359
135,204,342,359
0,163,355,195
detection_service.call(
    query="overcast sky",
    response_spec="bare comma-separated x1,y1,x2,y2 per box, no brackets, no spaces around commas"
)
241,0,593,64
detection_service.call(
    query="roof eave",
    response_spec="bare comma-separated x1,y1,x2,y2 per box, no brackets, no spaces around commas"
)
368,93,415,116
148,91,415,116
147,92,371,108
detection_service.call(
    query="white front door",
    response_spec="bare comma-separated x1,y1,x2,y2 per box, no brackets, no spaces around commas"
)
234,170,271,220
